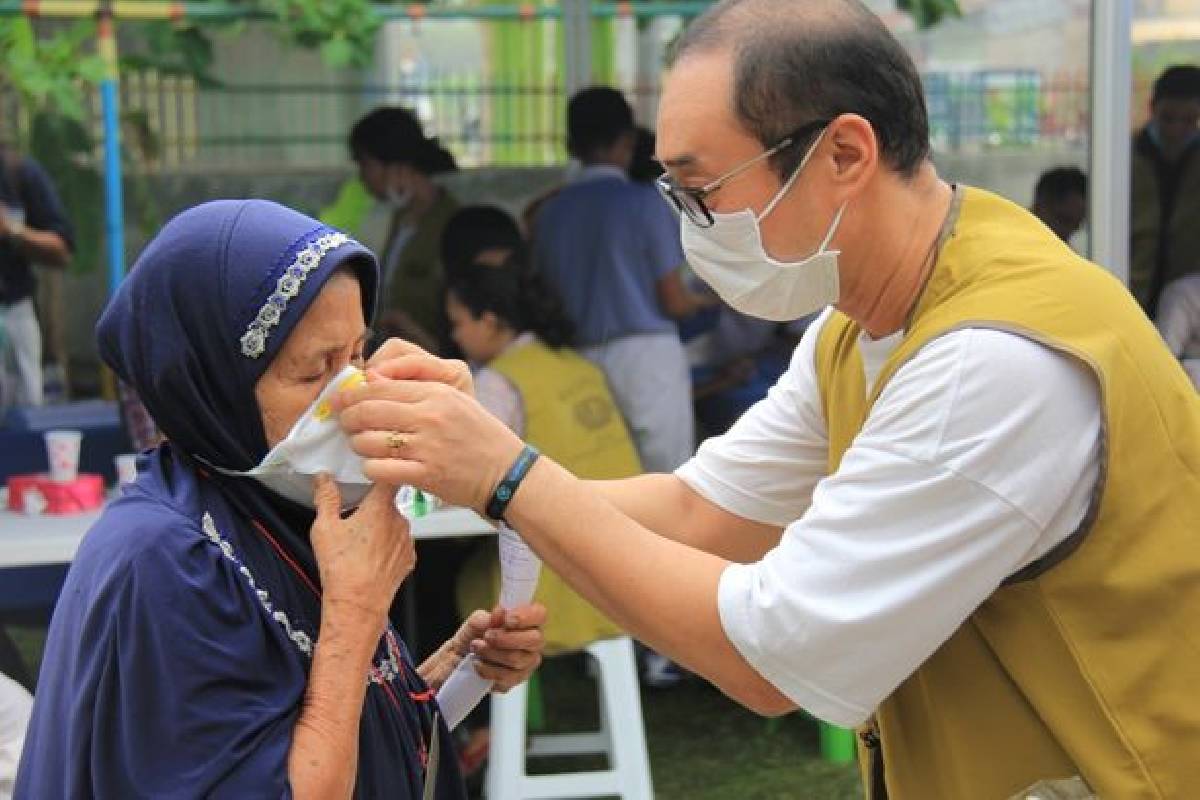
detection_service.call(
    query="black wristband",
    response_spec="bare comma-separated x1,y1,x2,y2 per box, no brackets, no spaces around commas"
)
485,444,540,522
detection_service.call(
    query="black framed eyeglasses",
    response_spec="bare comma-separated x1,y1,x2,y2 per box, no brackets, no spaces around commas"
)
655,119,830,229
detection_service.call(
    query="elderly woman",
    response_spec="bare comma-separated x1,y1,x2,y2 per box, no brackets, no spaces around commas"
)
15,200,545,799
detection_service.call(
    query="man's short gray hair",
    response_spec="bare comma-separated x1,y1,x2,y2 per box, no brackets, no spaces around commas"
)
672,0,931,179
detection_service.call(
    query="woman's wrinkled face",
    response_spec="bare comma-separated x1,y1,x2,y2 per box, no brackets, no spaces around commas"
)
256,271,368,449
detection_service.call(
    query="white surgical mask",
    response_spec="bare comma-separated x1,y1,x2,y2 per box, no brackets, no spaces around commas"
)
681,132,846,322
211,366,373,510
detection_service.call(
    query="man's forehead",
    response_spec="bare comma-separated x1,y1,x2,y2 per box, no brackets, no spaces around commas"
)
655,55,751,170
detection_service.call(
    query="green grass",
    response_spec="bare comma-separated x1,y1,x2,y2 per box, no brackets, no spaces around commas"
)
532,654,862,800
9,631,861,799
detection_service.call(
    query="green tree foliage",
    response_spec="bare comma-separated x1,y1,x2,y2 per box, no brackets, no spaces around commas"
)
258,0,381,69
121,21,220,86
0,18,111,273
0,18,106,120
895,0,962,29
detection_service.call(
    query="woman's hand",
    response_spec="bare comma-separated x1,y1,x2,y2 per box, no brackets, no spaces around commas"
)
418,603,548,692
291,477,416,799
367,338,474,396
310,475,415,629
335,378,526,514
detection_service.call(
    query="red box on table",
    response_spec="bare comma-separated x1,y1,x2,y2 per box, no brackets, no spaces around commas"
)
7,473,105,515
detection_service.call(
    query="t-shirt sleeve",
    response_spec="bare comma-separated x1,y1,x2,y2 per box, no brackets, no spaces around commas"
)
716,329,1102,727
675,308,832,527
640,189,686,281
18,159,74,251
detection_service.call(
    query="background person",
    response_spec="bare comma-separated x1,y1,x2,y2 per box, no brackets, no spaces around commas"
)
1031,166,1087,244
1130,64,1200,314
0,672,31,800
445,246,638,655
349,107,459,353
445,240,638,772
1156,273,1200,388
0,141,73,407
531,87,710,476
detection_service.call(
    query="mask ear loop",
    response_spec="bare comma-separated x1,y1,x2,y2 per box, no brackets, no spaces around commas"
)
758,128,828,223
818,203,848,255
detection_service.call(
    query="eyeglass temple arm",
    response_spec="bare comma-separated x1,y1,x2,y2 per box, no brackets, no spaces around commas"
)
699,137,795,194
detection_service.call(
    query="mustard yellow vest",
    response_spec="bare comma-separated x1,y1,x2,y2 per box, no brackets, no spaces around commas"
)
815,187,1200,798
458,339,641,653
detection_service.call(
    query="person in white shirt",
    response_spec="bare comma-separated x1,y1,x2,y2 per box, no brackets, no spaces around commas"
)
1155,273,1200,388
0,672,32,800
335,0,1200,795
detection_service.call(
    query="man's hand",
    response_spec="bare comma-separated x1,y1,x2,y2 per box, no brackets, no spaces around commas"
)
367,337,474,396
335,377,524,512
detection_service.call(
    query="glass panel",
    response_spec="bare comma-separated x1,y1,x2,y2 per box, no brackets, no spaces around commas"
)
879,0,1093,252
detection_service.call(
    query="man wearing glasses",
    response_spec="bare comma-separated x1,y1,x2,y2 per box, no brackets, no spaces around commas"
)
339,0,1200,795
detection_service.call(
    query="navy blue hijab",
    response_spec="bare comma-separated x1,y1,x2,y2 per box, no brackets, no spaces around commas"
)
95,199,378,581
98,198,377,470
17,200,464,799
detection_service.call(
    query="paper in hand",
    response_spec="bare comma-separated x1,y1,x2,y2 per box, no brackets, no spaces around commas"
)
436,523,541,729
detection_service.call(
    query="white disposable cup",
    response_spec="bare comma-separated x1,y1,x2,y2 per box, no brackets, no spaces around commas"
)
114,453,139,487
45,429,83,483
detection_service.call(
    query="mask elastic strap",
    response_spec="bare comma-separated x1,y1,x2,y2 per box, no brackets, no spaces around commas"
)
193,453,257,478
758,128,827,223
819,203,848,254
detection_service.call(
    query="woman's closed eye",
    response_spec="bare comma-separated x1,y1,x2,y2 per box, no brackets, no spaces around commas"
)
301,349,365,383
299,367,329,385
297,355,336,384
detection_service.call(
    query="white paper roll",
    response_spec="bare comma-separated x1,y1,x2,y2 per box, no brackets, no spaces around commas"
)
436,523,541,730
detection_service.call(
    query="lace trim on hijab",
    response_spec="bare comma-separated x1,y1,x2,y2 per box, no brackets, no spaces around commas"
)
239,231,351,359
200,512,404,685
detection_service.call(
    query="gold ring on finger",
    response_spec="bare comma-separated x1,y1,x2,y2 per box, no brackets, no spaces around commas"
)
386,430,411,453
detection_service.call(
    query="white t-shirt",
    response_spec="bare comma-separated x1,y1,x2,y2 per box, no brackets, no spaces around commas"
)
0,672,32,800
1155,274,1200,388
676,308,1103,727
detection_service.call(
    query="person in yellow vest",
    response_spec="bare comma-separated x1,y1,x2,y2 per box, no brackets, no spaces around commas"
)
335,1,1200,796
445,242,639,773
443,253,636,654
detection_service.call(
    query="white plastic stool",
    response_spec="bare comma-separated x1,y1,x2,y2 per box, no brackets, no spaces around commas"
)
485,635,654,800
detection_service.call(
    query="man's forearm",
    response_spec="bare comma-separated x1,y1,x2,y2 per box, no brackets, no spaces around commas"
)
11,228,70,267
588,473,782,563
288,604,379,799
511,459,793,716
587,474,692,536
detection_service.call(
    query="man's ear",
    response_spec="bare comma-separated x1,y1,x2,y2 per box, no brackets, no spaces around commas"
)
826,114,879,195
